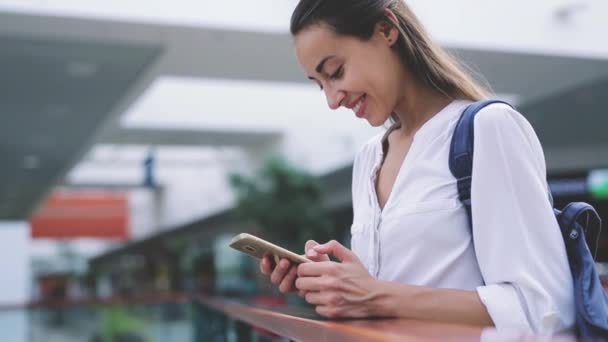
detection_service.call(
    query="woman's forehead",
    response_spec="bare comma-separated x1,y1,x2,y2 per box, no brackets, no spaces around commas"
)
294,25,349,71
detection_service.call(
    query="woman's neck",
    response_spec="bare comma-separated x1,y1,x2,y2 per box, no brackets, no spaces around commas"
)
393,85,453,138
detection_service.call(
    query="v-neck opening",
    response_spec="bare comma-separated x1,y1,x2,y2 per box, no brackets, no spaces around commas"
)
371,100,464,214
375,130,415,213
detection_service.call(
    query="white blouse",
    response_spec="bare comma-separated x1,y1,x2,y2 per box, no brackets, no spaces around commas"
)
350,100,575,334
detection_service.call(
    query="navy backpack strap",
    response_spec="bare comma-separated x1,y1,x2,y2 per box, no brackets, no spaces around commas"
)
449,100,511,223
559,202,603,259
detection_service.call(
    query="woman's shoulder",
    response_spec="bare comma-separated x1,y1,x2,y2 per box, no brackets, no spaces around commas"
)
469,100,541,148
472,100,546,166
474,101,532,132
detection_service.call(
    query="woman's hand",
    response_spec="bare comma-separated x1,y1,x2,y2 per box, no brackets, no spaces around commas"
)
259,240,329,293
295,240,383,318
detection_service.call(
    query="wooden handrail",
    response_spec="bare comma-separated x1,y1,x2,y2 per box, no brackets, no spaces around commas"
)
197,296,576,342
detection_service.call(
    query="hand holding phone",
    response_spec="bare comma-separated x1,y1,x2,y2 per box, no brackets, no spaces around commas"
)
229,233,311,265
230,233,330,294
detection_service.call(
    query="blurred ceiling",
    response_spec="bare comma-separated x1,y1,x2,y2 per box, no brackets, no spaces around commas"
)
0,10,607,220
522,77,608,171
0,34,160,220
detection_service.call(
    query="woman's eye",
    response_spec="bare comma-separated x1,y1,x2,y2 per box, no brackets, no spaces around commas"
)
330,66,344,80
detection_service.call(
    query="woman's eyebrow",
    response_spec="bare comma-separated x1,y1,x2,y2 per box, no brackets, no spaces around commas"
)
315,55,336,74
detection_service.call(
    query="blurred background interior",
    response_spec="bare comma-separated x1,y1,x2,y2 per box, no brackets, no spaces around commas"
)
1,0,608,341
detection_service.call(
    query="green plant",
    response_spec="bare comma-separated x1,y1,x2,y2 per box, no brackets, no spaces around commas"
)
99,305,148,342
229,157,334,252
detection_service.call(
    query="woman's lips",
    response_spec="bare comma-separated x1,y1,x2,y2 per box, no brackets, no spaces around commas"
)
353,95,368,118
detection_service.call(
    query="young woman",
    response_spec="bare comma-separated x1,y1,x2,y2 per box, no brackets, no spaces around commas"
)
260,0,574,334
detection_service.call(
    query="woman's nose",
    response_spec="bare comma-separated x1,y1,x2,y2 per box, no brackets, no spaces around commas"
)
324,87,345,110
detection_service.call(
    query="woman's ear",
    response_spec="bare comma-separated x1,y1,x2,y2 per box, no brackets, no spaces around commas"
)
376,9,400,47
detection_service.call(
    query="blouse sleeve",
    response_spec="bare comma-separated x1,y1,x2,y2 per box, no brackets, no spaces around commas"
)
470,104,575,334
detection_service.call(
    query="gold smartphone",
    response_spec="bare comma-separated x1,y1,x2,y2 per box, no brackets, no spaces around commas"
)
229,233,311,264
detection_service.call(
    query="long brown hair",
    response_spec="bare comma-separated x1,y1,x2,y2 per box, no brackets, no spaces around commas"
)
291,0,493,121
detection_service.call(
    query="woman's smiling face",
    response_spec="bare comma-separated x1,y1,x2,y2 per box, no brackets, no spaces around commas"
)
294,22,407,127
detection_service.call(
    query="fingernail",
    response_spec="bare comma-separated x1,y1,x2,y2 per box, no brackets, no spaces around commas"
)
306,249,317,257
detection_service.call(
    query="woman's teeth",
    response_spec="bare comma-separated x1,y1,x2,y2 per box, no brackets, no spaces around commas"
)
353,97,363,114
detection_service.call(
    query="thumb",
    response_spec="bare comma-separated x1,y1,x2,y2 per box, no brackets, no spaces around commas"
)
313,240,356,263
304,240,329,261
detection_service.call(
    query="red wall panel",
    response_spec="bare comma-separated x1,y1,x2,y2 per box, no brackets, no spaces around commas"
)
30,191,129,240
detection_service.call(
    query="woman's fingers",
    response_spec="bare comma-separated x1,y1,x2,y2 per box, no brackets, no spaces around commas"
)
312,240,357,263
260,255,299,293
304,240,330,261
305,291,345,307
260,254,274,275
304,291,325,305
270,258,292,285
279,264,298,293
304,240,322,260
295,274,329,292
297,261,339,277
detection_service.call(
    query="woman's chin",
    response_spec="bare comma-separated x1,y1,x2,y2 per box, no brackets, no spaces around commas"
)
365,115,386,127
362,111,393,127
